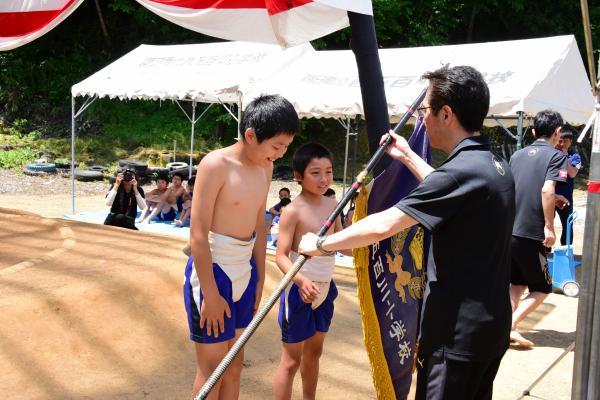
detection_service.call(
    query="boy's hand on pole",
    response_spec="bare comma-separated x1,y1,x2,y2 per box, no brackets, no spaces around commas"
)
199,294,231,338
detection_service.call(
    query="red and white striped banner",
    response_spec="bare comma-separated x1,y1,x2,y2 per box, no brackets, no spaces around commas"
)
0,0,85,51
136,0,372,48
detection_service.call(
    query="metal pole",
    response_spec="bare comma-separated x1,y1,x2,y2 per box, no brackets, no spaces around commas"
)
342,117,350,196
580,0,597,96
71,96,76,215
352,118,359,180
173,140,176,162
189,101,196,180
516,111,524,150
196,88,428,400
572,102,600,399
237,100,242,141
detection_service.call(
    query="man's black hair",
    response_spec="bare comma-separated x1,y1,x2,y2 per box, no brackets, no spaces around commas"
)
279,197,292,208
239,94,299,142
422,65,489,133
292,143,333,177
279,187,291,195
533,110,564,138
323,188,336,197
172,172,184,181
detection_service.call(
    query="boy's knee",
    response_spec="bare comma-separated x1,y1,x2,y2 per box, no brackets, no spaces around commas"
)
304,346,323,362
281,354,302,372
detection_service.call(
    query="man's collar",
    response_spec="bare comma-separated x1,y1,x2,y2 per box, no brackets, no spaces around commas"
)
445,135,490,163
531,139,553,147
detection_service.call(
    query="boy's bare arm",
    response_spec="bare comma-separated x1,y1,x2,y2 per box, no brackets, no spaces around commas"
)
190,155,231,337
275,206,319,302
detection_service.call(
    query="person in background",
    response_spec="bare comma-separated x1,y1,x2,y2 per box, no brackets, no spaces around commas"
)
104,169,146,230
175,176,195,227
554,127,583,245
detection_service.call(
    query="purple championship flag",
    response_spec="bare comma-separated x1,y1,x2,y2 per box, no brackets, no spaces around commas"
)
353,118,431,399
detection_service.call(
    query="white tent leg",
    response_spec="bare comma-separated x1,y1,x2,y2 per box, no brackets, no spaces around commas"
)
189,101,196,179
342,117,350,196
71,96,76,215
237,100,242,141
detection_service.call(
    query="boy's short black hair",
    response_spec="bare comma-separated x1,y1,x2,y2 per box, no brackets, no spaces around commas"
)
240,94,299,143
534,110,564,138
422,65,489,133
560,126,574,140
324,188,336,197
279,197,292,208
292,143,333,177
279,187,290,195
172,172,184,181
188,176,196,186
156,174,169,183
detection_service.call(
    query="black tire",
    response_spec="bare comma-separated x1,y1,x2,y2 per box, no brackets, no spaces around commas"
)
54,161,79,169
26,163,57,173
74,170,104,181
170,166,196,179
88,165,108,173
120,159,148,176
23,168,48,176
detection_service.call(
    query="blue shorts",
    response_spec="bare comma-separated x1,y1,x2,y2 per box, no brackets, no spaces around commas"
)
278,280,338,343
158,208,177,221
183,256,257,344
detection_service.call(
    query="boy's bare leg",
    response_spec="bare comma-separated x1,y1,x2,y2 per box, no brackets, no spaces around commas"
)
140,203,163,224
219,329,246,400
193,341,230,400
274,341,304,400
137,206,150,222
300,332,326,400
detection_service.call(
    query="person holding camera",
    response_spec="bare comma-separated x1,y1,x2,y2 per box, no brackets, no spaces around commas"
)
104,169,146,230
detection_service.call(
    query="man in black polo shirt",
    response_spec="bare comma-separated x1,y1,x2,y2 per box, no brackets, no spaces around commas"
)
298,66,515,400
509,110,568,347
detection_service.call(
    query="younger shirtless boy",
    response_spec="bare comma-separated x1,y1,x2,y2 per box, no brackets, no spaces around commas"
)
138,173,186,223
183,94,299,399
273,143,348,400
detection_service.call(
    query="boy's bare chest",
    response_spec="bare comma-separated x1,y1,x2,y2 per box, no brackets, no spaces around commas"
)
295,205,335,236
218,168,268,210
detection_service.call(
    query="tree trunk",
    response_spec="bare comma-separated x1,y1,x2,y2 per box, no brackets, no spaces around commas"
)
94,0,111,48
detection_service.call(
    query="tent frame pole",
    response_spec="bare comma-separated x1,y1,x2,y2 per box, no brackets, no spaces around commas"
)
189,101,196,179
342,117,351,196
516,111,524,150
70,94,98,215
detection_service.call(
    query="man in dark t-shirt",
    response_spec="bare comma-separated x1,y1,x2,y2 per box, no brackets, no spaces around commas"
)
509,110,568,347
298,66,515,400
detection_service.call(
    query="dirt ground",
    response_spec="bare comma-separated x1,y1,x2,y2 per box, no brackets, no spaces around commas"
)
0,171,585,399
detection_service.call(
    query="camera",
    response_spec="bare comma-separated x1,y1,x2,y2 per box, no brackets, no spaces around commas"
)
123,169,135,182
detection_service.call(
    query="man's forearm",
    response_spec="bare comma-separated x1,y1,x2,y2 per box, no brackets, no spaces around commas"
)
402,150,434,182
541,191,556,228
322,208,417,252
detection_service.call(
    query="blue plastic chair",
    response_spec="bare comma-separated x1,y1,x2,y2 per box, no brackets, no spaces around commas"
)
548,211,581,297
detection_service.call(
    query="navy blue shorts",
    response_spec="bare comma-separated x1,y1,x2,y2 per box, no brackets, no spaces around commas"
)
158,208,177,221
183,256,257,344
278,280,338,343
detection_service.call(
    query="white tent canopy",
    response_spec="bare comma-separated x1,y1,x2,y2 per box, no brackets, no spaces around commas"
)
72,41,313,103
244,35,595,127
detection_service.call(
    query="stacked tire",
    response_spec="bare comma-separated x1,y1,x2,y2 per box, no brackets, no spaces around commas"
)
24,162,56,176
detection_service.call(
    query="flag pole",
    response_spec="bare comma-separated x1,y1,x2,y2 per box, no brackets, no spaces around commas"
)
196,88,427,400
